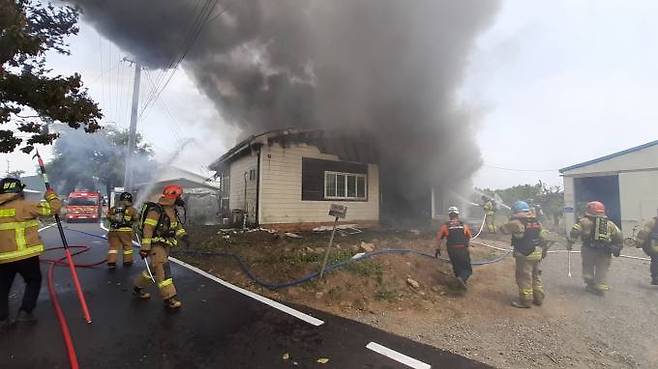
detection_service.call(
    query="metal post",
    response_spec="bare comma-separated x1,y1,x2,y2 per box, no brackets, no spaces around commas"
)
123,60,141,191
319,216,340,279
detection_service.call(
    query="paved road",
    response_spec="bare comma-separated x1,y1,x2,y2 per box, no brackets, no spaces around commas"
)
1,223,493,369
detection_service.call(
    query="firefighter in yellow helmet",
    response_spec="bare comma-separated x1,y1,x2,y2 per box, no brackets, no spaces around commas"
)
106,192,137,270
0,178,61,328
633,207,658,285
499,201,548,308
133,184,189,311
568,201,623,295
482,196,497,233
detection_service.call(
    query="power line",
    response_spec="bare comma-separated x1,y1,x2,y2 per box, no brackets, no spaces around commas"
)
484,164,558,173
138,0,220,120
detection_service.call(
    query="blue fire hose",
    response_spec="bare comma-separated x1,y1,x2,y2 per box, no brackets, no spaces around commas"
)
62,226,512,290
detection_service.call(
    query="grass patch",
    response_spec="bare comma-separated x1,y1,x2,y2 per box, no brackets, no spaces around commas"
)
374,287,397,302
346,260,384,284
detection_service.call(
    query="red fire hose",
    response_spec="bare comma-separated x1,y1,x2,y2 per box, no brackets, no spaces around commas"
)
33,149,92,324
41,245,106,369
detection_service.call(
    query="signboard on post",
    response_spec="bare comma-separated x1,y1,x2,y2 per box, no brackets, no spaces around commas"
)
320,204,348,278
329,204,347,219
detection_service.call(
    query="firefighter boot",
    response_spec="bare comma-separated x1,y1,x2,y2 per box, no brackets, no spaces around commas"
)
16,310,37,324
585,284,604,296
133,287,151,300
511,300,531,309
165,296,182,311
0,318,15,331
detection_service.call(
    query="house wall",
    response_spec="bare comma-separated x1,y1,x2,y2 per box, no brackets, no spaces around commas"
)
619,170,658,234
259,143,379,225
228,152,259,224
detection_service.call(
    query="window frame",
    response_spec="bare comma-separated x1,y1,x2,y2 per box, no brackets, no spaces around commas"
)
323,171,367,201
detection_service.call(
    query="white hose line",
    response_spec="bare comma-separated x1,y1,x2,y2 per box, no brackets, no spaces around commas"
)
470,214,487,241
474,240,651,262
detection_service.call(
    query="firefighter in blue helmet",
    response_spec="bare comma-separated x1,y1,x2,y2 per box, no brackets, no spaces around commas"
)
499,201,548,308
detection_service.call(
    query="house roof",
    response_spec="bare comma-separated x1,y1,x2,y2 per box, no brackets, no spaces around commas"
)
134,166,219,190
208,128,378,172
559,140,658,174
19,175,46,193
209,128,324,169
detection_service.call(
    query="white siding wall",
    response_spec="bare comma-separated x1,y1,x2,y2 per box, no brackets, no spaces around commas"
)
228,153,258,224
619,170,658,235
259,143,379,224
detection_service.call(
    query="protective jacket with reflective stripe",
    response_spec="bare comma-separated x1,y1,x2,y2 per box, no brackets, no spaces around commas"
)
139,197,186,251
0,192,61,264
108,204,137,232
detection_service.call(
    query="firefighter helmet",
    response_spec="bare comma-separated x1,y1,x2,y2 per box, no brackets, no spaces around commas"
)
162,184,183,200
119,192,133,203
512,200,530,214
586,201,606,216
447,206,460,215
0,178,25,194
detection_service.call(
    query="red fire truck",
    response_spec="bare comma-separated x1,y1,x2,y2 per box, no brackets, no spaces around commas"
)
64,190,102,223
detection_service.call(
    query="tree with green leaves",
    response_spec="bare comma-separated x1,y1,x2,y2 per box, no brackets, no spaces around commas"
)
47,126,154,197
478,180,564,228
0,0,102,153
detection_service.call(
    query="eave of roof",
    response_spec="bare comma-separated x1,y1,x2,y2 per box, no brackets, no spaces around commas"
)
559,139,658,174
208,128,325,170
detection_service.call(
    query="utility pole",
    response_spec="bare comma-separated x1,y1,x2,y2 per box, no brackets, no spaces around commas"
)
123,58,141,191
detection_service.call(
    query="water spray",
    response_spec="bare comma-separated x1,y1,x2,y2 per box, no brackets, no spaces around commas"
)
134,138,194,206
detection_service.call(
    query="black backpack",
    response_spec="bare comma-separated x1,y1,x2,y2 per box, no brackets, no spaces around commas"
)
136,202,164,239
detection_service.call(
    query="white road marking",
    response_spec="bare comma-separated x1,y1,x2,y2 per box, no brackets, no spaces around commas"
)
38,223,57,232
169,257,325,327
366,342,431,369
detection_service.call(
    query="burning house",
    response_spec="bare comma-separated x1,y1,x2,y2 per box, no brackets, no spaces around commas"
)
209,129,379,229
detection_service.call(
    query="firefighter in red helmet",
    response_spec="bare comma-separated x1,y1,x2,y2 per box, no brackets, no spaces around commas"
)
568,201,623,295
133,184,189,311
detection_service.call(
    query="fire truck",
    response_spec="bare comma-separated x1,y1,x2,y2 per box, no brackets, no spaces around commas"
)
64,190,102,223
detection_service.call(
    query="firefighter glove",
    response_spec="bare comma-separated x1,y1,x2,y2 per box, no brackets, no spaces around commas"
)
609,244,622,257
434,248,441,258
139,249,150,259
44,189,58,201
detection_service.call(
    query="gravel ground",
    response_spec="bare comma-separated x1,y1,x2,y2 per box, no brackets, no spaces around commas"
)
349,239,658,369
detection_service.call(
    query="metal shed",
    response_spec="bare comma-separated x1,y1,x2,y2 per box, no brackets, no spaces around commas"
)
560,140,658,236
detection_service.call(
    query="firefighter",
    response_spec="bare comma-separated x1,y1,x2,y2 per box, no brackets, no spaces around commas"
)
634,208,658,285
499,201,548,308
482,196,497,233
568,201,623,295
107,192,137,269
133,185,189,311
0,178,61,327
436,206,473,289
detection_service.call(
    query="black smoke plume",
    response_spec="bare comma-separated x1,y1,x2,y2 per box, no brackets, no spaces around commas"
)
69,0,499,223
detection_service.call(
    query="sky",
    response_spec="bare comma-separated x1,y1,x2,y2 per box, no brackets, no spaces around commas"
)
6,0,658,190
